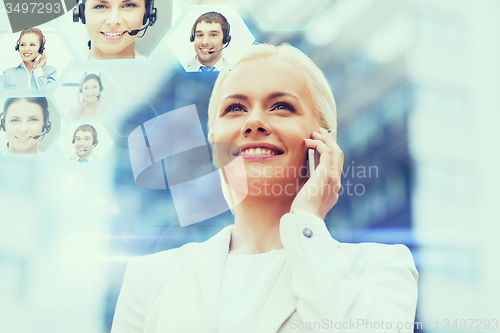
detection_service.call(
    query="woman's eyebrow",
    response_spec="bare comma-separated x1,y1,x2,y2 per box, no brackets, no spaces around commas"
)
224,94,248,101
267,92,299,100
88,0,109,4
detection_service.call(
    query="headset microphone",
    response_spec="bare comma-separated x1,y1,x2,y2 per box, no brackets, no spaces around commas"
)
208,44,229,54
128,26,148,36
32,134,42,140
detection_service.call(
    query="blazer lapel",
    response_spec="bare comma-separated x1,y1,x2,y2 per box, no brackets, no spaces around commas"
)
255,260,298,333
190,225,233,333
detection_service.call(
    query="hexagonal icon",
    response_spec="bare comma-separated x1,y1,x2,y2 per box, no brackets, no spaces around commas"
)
108,99,158,138
56,0,175,60
248,0,328,30
53,71,119,121
0,27,72,90
0,96,63,155
58,122,113,163
167,9,255,72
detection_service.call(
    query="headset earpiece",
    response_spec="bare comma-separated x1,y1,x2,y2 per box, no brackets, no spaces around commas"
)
223,33,231,46
43,118,52,136
0,112,5,132
39,35,46,54
143,0,157,26
73,1,86,24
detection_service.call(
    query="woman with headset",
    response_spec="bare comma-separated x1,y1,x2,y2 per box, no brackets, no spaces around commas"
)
111,44,418,332
73,0,157,59
69,73,106,120
0,97,51,154
0,28,57,90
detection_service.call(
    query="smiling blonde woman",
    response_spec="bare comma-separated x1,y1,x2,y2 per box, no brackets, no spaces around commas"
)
111,44,418,333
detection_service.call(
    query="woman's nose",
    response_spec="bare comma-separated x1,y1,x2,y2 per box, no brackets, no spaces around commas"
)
106,8,123,25
18,121,29,132
240,111,272,136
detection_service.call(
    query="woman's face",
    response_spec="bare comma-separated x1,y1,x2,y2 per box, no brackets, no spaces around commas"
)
212,56,320,195
85,0,145,56
18,33,41,63
82,78,101,102
4,100,45,154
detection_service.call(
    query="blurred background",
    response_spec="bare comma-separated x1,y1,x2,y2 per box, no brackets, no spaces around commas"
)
1,0,499,332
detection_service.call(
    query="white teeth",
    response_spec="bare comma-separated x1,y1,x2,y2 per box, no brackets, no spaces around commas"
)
104,32,124,36
242,148,278,155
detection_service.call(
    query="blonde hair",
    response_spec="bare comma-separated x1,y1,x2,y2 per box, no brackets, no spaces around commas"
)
207,43,337,145
207,43,337,213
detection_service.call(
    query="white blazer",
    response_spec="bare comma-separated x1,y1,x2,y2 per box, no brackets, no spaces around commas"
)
111,210,418,333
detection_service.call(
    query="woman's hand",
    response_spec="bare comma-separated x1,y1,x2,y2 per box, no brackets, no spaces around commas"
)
73,89,85,120
33,52,47,70
290,127,344,219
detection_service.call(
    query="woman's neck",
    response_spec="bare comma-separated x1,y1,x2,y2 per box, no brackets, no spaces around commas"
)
229,195,294,255
8,145,37,154
82,101,98,118
23,60,34,73
90,44,136,59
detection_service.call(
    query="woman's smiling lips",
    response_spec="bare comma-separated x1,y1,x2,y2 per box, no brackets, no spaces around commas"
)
101,31,127,41
237,143,284,160
15,136,32,142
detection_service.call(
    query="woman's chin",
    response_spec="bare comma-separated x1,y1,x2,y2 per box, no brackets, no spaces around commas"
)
92,39,135,57
244,177,303,200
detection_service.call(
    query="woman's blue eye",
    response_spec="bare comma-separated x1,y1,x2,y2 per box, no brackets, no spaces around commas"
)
30,118,39,122
124,3,137,8
93,4,106,9
272,102,295,112
224,104,245,114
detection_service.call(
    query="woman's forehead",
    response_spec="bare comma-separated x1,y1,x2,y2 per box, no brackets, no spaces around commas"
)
20,33,39,43
87,0,145,5
84,78,99,85
219,56,308,100
6,101,43,116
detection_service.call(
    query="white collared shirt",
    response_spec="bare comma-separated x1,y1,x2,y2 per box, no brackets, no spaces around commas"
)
196,56,224,72
71,152,99,163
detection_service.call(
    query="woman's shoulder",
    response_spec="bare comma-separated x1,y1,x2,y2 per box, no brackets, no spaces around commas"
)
338,241,417,277
126,225,232,277
129,242,197,270
2,64,23,74
42,65,57,73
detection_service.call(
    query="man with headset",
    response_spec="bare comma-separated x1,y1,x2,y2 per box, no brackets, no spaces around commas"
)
71,124,99,163
184,12,233,72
